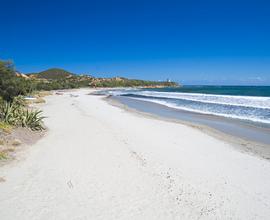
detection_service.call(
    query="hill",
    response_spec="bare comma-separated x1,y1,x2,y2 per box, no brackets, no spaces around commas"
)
26,68,179,89
1,59,179,101
28,68,74,80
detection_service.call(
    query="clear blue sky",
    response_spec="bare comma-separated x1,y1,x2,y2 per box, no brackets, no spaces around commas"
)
1,0,270,85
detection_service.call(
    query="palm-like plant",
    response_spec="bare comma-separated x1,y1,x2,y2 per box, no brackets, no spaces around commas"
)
20,109,45,131
0,102,19,125
0,100,45,131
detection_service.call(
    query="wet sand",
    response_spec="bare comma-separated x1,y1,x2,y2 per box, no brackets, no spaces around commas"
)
111,95,270,158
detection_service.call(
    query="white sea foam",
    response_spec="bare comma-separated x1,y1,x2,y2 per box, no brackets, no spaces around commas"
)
104,89,270,124
131,97,270,124
109,90,270,109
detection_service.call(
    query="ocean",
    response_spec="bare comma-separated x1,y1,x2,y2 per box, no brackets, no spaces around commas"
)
104,86,270,126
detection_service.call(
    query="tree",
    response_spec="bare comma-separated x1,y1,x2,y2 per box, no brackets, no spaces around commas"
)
0,60,33,101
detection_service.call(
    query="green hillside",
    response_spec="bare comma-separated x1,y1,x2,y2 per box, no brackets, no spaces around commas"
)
30,68,74,80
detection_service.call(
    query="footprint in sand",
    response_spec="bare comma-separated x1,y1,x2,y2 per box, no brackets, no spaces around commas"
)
67,180,73,189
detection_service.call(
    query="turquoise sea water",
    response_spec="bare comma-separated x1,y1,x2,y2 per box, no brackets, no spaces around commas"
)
102,86,270,125
147,86,270,97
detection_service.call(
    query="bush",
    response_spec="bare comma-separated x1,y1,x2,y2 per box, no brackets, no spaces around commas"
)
20,109,45,131
0,61,34,101
0,100,45,131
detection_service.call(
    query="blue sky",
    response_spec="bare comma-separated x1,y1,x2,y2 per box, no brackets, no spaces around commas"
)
1,0,270,85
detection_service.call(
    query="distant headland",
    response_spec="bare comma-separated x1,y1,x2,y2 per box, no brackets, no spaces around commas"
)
21,67,179,90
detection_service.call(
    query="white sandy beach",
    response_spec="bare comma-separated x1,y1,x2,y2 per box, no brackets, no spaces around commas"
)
1,88,270,219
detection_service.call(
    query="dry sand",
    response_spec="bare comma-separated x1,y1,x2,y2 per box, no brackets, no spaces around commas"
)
1,88,270,219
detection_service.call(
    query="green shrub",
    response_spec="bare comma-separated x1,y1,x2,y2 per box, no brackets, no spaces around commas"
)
0,61,34,101
0,102,19,125
20,109,45,131
13,95,27,107
0,100,45,131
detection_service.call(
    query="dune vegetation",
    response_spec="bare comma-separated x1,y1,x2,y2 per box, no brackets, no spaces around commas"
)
0,61,45,132
0,58,178,133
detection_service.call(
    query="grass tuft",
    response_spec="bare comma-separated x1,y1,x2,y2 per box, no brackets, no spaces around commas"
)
0,121,13,133
0,151,7,160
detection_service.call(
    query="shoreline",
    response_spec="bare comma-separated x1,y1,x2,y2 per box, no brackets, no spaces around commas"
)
105,95,270,160
1,88,270,219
